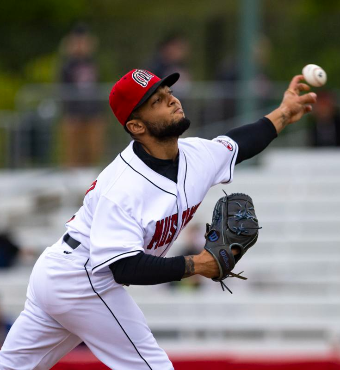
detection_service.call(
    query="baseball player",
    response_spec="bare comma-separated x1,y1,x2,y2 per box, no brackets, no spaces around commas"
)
0,69,316,370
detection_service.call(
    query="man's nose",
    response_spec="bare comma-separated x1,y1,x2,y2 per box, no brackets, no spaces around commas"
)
169,95,179,106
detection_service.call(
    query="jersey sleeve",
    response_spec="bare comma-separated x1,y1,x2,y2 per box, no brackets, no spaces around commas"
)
202,135,238,186
90,195,144,275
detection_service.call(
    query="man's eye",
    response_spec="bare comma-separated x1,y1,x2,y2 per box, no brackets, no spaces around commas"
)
152,98,160,104
168,90,173,95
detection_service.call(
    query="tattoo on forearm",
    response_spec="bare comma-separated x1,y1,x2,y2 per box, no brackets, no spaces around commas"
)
281,111,289,126
183,256,195,278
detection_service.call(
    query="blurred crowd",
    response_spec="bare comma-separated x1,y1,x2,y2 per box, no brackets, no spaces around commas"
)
19,23,339,169
12,23,340,169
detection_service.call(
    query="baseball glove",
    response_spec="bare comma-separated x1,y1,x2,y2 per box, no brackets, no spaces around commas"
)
204,192,261,293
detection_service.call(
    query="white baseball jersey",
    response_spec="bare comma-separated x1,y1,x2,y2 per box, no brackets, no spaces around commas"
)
0,135,238,370
66,135,238,278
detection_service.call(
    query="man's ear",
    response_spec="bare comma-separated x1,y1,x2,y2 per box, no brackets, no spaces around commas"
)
125,119,146,135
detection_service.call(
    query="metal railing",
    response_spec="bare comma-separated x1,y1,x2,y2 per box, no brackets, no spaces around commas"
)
0,81,333,168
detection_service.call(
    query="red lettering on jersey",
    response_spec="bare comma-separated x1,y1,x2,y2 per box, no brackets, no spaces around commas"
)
147,218,164,249
147,202,201,251
158,216,171,248
66,215,76,223
184,203,201,227
165,213,178,244
180,203,201,232
180,209,190,232
181,209,188,231
85,180,97,195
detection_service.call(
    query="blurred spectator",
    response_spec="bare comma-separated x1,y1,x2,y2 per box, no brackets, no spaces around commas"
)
215,35,273,120
59,23,106,167
0,231,36,268
0,233,20,269
307,90,340,147
0,304,5,347
147,34,191,84
146,34,192,128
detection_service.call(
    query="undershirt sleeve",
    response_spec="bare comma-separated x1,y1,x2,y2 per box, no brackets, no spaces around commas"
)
226,117,277,165
109,252,185,285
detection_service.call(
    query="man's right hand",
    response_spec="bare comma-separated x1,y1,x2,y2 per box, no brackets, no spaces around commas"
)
266,75,317,134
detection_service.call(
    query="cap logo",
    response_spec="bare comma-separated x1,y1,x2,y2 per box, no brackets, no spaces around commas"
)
132,69,154,87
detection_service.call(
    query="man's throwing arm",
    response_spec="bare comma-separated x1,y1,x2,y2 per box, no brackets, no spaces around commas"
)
226,75,317,165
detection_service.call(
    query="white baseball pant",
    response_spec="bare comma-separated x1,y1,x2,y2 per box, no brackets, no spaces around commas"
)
0,240,173,370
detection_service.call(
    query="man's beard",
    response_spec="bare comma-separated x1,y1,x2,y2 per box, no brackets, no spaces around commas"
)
144,117,191,140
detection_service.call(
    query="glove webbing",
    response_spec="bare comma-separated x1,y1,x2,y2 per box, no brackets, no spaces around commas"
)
219,270,247,293
230,200,262,235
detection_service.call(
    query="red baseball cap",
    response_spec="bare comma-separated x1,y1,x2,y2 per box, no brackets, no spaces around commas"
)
109,69,180,125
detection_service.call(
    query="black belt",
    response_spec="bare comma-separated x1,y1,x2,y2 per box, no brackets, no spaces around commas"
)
63,233,81,250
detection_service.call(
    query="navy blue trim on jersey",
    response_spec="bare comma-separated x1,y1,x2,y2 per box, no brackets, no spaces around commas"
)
84,259,153,370
92,250,142,273
133,141,179,183
159,201,179,258
182,152,189,210
223,147,237,184
120,153,177,197
118,152,179,258
159,152,188,257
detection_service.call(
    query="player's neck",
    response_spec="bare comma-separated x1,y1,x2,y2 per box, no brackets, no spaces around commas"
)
138,137,179,161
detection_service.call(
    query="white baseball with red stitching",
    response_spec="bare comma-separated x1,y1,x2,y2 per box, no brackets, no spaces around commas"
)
302,64,327,87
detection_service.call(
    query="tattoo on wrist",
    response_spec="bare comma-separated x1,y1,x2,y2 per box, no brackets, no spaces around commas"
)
183,255,195,278
281,110,289,126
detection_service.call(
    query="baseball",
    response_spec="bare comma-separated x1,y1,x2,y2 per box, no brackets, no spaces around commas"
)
302,64,327,87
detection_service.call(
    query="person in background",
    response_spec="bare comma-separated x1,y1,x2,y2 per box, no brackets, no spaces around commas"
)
307,90,340,147
0,233,20,269
0,233,19,346
147,34,191,84
215,35,273,121
147,34,192,127
0,305,6,347
59,23,106,167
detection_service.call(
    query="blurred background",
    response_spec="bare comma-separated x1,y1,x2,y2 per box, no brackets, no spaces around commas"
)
0,0,340,369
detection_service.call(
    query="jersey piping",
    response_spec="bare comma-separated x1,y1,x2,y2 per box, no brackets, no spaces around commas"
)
119,153,177,197
85,259,153,370
182,152,189,210
88,138,236,275
92,250,142,273
159,151,187,257
118,152,181,258
159,200,179,258
224,149,237,184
